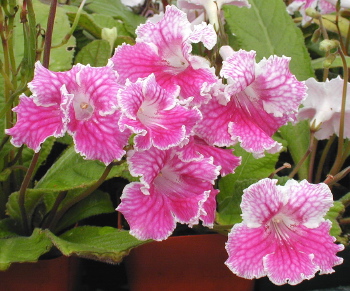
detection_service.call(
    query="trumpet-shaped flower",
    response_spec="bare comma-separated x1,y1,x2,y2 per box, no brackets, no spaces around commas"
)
225,178,344,285
118,74,201,150
117,147,220,240
6,62,130,164
195,48,306,157
110,5,217,107
298,77,350,139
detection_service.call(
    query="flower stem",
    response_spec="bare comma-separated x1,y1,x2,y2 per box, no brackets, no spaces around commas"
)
330,47,348,176
315,135,336,183
18,151,40,235
42,0,57,68
49,160,124,231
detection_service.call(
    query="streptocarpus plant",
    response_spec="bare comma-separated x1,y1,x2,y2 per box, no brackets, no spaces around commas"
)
1,0,349,287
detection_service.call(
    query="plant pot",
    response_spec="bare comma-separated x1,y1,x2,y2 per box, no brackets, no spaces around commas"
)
0,256,79,291
125,234,254,291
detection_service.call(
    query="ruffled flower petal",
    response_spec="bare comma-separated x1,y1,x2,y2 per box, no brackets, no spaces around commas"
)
225,178,344,285
118,74,201,150
225,223,274,280
117,182,176,241
68,110,130,165
6,94,69,152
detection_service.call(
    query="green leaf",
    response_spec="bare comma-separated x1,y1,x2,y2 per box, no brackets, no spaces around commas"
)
55,190,115,232
279,120,311,180
0,229,52,270
217,144,279,224
325,201,345,242
46,226,148,263
6,189,57,226
85,0,145,36
0,218,21,239
311,55,350,70
74,39,111,66
223,0,314,81
35,147,128,191
217,178,257,225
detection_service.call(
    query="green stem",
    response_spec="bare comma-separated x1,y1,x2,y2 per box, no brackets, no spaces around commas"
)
49,161,123,231
289,131,315,179
330,48,348,176
18,152,40,235
308,138,318,182
41,190,68,230
51,0,87,48
315,135,336,183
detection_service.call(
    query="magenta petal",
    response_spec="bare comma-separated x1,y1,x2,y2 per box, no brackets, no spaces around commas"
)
221,50,256,95
29,62,79,106
68,110,130,164
6,95,65,152
225,223,273,280
283,180,334,228
117,182,176,241
241,178,284,227
75,63,120,115
200,188,219,227
264,242,317,285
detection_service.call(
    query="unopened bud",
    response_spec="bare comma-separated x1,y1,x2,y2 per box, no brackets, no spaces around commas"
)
311,28,321,43
319,39,340,52
323,53,337,68
305,7,321,18
101,27,118,53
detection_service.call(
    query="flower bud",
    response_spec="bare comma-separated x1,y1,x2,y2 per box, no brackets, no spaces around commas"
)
319,39,340,52
311,28,321,43
323,53,337,68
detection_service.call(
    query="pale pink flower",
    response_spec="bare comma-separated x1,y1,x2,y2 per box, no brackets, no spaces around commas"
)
298,77,350,140
116,147,220,241
287,0,336,25
118,74,201,151
225,178,344,285
177,0,250,30
110,5,217,107
6,62,130,164
195,48,306,157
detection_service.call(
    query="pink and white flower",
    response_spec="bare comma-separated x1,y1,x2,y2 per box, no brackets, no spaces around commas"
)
110,5,217,107
6,62,130,164
195,48,306,157
225,178,344,285
118,74,201,151
287,0,337,25
298,77,350,140
177,0,250,30
116,147,220,240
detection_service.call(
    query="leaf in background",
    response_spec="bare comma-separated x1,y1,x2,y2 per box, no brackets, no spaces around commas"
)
223,0,315,81
311,55,350,70
217,178,257,225
0,229,52,270
217,144,279,225
35,147,128,191
6,189,58,227
325,201,347,244
75,39,111,66
278,120,311,180
0,219,21,239
85,0,145,36
54,190,115,232
47,226,148,263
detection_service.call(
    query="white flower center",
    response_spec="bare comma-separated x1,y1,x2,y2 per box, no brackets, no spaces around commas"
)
73,92,94,120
